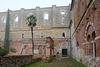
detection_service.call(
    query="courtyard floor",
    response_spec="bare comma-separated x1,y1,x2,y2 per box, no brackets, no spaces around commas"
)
25,57,86,67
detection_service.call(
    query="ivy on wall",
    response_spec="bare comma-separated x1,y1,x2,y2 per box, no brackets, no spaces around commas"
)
4,9,10,52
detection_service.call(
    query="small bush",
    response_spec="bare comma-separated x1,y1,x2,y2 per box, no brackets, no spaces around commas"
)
10,48,16,53
0,47,8,56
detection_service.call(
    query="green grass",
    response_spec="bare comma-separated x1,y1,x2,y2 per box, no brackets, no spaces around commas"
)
25,57,86,67
68,58,86,67
33,57,39,59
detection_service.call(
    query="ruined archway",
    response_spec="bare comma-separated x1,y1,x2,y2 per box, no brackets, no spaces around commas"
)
85,22,96,58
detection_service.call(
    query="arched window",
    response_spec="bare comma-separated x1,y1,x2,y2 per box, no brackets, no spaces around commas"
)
87,35,91,42
62,16,64,19
22,33,24,38
77,41,79,47
15,16,19,22
44,13,49,20
92,31,96,40
61,11,65,15
28,13,32,16
62,32,65,38
41,32,43,38
2,16,6,23
60,10,66,15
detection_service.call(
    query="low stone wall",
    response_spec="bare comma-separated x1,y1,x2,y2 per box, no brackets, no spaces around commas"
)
0,55,42,67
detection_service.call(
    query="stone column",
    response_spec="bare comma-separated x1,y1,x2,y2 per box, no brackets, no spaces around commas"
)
46,44,50,57
92,41,95,59
42,46,45,55
37,46,40,56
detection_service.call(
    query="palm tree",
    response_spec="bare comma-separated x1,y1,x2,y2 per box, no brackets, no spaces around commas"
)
26,15,37,56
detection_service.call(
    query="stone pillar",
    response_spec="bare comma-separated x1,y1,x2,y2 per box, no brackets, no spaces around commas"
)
42,46,45,55
46,44,50,57
37,46,40,56
92,41,95,59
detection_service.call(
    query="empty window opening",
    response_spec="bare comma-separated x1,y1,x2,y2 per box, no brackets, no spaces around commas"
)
44,13,49,20
15,16,19,22
87,35,91,42
41,33,44,38
92,31,96,40
61,22,65,25
2,17,6,23
77,41,79,47
62,33,65,38
61,11,65,15
22,33,24,38
28,13,32,16
62,17,64,19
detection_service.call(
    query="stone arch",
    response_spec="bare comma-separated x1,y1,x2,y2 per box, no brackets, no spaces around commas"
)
85,22,96,40
85,22,97,58
21,45,29,55
60,10,66,15
27,12,32,16
61,42,68,49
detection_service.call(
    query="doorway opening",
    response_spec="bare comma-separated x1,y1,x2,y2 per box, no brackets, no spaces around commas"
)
62,49,67,57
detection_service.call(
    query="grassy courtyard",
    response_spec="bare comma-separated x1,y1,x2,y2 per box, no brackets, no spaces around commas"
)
25,58,86,67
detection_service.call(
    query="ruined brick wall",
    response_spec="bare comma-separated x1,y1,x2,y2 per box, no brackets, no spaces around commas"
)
0,5,70,39
0,55,42,67
71,0,100,66
0,5,71,57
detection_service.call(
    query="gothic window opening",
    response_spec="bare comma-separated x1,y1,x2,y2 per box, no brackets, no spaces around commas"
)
1,16,6,27
28,13,32,16
22,33,24,38
87,35,91,42
62,16,64,19
14,15,19,27
87,35,93,56
62,32,65,38
77,41,79,48
61,22,65,25
40,32,44,38
60,10,66,25
61,11,65,15
15,16,19,22
2,17,6,23
92,31,96,40
44,13,49,20
44,13,49,25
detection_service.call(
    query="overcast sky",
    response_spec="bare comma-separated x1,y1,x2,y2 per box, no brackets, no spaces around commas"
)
0,0,71,12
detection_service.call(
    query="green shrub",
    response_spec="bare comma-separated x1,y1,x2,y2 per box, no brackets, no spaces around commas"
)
0,47,8,56
10,48,16,53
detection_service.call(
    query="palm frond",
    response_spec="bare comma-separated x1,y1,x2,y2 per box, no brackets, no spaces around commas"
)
26,15,37,27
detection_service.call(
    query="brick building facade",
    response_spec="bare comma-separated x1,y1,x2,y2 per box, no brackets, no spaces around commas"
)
0,5,71,58
0,0,100,66
71,0,100,66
